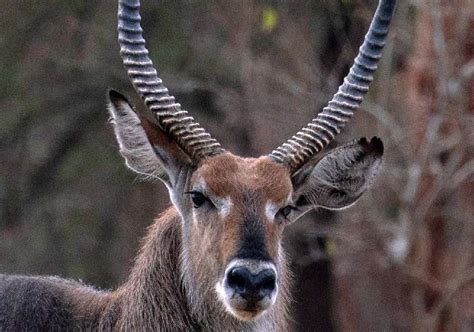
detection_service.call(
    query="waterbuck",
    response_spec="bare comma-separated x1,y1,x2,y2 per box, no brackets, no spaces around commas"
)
0,0,396,330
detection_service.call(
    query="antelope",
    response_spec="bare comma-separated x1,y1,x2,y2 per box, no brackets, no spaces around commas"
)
0,0,396,330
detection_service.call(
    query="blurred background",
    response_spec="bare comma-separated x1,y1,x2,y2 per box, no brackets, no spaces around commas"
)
0,0,472,330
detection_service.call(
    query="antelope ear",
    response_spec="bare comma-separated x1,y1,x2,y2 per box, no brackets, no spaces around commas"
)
107,90,191,186
291,137,383,212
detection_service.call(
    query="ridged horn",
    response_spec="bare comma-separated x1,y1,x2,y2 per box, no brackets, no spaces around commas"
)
117,0,225,162
270,0,397,172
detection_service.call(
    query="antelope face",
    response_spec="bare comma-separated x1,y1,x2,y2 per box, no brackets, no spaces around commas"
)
188,155,292,320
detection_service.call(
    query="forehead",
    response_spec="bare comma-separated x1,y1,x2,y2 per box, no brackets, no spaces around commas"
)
193,154,292,203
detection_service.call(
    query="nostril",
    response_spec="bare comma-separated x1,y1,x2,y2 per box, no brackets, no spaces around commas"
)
255,269,276,297
225,266,277,303
226,267,250,293
259,272,276,291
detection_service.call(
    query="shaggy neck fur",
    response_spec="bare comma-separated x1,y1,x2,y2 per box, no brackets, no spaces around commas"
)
113,207,290,331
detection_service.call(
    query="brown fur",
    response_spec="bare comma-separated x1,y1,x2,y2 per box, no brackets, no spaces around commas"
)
193,154,292,266
198,154,292,202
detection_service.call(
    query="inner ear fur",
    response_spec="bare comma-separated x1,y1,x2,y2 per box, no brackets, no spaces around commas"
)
108,90,192,186
292,137,384,210
139,114,192,175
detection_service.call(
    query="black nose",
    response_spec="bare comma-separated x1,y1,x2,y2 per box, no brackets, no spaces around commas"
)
226,267,276,302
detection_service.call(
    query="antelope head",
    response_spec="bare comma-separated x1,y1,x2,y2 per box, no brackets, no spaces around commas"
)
109,0,396,322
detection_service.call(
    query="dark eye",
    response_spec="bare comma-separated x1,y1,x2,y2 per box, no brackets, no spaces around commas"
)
278,206,294,219
187,191,209,208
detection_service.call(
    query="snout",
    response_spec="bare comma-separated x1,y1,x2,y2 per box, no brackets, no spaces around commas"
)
227,266,276,304
216,260,278,321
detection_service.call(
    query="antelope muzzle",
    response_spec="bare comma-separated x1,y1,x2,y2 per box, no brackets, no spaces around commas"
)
217,259,278,321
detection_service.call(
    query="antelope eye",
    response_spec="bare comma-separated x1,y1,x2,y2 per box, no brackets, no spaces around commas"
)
278,205,294,219
188,191,209,208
